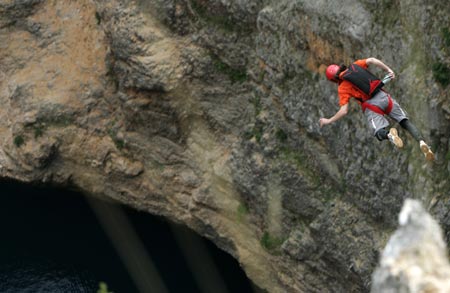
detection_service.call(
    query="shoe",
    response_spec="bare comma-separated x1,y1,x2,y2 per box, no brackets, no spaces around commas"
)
420,140,435,161
387,128,403,148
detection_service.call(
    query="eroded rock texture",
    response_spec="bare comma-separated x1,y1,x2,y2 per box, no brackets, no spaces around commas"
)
1,0,449,292
372,199,450,293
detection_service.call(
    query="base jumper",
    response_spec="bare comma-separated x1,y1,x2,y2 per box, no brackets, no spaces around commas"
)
319,57,434,161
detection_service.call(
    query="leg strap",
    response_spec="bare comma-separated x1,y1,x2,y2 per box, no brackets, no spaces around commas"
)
362,94,394,115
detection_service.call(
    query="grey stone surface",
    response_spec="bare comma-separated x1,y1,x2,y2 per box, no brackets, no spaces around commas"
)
0,0,449,292
371,199,450,293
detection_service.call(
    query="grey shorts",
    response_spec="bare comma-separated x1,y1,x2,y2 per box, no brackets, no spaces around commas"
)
363,91,408,135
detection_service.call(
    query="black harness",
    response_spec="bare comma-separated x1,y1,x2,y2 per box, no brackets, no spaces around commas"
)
341,63,384,101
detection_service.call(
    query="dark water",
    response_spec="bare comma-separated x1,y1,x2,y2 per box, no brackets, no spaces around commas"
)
0,180,257,293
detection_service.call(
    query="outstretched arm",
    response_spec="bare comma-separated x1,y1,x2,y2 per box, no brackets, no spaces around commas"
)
319,104,349,127
366,57,395,79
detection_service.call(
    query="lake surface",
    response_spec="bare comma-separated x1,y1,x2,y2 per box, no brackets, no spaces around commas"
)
0,180,257,292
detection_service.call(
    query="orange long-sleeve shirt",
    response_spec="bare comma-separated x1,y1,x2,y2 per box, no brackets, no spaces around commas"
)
337,59,369,106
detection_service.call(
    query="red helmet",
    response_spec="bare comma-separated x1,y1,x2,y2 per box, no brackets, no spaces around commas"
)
326,64,340,81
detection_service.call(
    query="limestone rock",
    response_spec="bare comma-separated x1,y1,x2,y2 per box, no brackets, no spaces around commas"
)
371,199,450,293
105,153,143,177
0,0,449,292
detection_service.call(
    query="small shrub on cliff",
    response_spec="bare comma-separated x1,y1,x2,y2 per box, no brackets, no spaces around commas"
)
97,282,113,293
114,138,125,150
250,94,262,117
275,128,288,143
95,11,101,25
33,125,44,138
13,135,25,147
244,124,263,143
260,232,285,252
237,203,248,222
212,57,248,83
108,128,125,150
432,62,450,87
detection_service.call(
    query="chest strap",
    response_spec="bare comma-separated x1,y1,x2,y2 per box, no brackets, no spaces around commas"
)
361,94,394,115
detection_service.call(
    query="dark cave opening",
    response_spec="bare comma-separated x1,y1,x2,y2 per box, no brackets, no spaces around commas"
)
0,179,259,292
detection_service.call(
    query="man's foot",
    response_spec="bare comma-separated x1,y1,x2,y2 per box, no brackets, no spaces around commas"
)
420,140,435,161
387,128,403,148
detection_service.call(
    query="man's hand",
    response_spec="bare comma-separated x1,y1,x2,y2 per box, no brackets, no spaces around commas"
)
319,104,348,128
319,118,331,128
387,69,395,79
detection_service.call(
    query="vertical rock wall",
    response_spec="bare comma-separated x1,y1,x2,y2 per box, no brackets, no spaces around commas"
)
1,0,449,292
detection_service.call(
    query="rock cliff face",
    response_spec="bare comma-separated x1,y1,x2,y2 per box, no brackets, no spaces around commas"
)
1,0,449,292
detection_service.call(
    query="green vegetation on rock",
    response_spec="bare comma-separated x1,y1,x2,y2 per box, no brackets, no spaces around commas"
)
237,203,248,222
212,56,248,83
13,135,25,147
95,11,101,25
33,124,45,138
275,128,288,143
108,128,125,150
97,282,113,293
250,94,262,117
244,123,264,143
432,62,450,87
260,231,285,252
